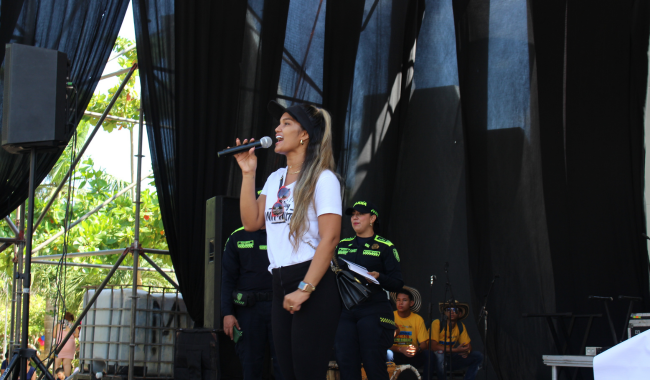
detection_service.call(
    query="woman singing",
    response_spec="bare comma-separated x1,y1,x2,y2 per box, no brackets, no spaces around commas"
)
233,101,342,380
334,201,404,380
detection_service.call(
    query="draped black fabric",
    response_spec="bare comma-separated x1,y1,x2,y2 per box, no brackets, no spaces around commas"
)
135,0,650,378
453,0,650,378
134,0,254,325
0,0,129,219
452,1,556,377
534,2,650,378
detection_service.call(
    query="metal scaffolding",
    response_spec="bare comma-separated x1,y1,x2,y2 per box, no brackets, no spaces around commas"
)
3,62,177,380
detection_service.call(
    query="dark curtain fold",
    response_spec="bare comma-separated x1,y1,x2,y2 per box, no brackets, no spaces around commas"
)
322,0,365,168
135,0,292,325
452,0,559,378
0,0,25,62
0,0,129,218
232,0,290,190
556,0,650,364
452,0,650,379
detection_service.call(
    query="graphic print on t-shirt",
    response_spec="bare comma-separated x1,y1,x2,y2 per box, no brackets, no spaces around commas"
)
267,183,294,224
395,329,414,346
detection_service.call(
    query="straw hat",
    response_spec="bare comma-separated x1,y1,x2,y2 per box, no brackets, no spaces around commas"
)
438,300,470,321
390,286,422,313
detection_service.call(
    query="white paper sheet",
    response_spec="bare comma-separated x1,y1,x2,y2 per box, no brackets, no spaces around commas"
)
339,258,380,284
594,328,650,379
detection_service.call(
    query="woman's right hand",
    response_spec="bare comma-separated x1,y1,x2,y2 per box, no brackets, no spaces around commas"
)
233,138,258,174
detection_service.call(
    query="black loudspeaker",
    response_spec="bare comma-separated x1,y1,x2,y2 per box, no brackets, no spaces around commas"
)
174,329,243,380
175,329,219,380
1,43,69,154
204,196,241,329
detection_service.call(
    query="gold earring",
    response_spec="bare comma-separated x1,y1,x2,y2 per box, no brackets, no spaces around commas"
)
300,139,304,145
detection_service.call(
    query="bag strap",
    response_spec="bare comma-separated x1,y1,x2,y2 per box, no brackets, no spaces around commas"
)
303,237,341,273
331,254,342,273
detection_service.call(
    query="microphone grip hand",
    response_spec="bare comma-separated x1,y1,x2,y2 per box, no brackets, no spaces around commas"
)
233,138,258,175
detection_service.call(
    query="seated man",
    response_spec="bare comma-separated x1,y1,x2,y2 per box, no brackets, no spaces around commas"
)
390,288,429,367
428,300,483,380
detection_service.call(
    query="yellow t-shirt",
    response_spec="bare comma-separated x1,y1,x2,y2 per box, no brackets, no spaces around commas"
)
429,319,470,347
393,311,429,346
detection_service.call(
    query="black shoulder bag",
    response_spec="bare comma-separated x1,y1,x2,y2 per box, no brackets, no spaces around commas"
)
331,255,372,310
301,218,371,310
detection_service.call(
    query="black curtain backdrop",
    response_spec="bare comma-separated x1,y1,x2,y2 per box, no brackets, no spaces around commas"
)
134,0,650,378
0,0,129,219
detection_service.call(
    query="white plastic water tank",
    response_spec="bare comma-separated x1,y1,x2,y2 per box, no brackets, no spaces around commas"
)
142,292,191,376
79,287,193,377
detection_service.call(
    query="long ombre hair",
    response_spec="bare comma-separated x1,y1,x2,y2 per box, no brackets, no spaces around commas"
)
289,104,340,249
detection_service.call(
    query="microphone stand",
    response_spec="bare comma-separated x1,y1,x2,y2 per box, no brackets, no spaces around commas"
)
444,263,457,380
477,275,498,380
427,275,436,380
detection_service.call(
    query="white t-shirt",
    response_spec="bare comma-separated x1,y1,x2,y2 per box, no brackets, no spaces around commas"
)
261,167,342,270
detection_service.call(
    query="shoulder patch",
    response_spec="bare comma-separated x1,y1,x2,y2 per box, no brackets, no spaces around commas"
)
374,235,394,247
237,240,254,249
393,248,400,262
231,226,245,235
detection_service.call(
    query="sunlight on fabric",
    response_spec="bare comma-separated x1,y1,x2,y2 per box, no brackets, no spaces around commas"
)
487,0,531,137
278,0,327,104
352,41,417,198
414,0,458,88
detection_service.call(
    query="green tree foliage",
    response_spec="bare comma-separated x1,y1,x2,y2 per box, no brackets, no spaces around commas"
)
0,37,173,340
84,36,140,133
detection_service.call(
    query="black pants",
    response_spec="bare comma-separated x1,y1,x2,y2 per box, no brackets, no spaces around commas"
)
393,351,427,368
335,300,395,380
272,260,341,380
235,300,283,380
430,351,483,380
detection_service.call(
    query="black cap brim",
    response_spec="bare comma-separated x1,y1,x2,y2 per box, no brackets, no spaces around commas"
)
267,101,288,123
267,100,315,137
345,202,379,218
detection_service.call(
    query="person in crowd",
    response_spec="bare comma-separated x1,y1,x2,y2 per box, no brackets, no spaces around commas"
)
1,350,7,375
428,301,483,380
233,100,342,380
55,367,66,380
390,288,429,368
334,200,404,380
19,359,36,380
54,312,78,377
221,200,283,380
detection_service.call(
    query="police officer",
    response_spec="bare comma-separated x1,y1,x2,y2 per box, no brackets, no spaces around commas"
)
221,222,283,380
334,200,404,380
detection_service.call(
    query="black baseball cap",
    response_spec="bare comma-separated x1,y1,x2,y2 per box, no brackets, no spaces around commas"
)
267,100,315,138
345,200,379,219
